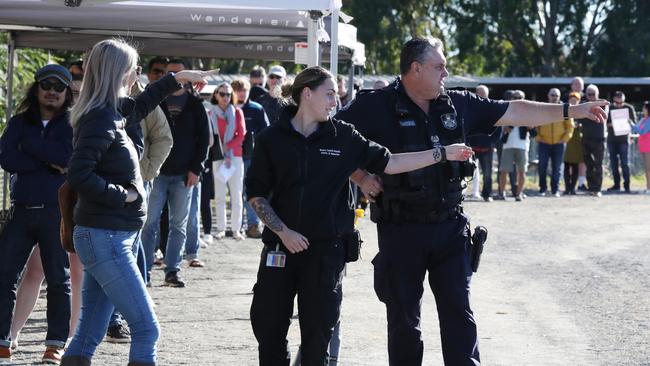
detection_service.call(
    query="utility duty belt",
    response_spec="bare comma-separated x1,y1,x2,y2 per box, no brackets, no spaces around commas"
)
371,203,462,224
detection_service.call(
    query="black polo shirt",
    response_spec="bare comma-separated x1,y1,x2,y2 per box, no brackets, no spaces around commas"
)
336,79,509,153
246,105,390,245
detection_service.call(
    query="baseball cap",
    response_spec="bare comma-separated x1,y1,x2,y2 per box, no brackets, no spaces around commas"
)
268,65,287,78
35,64,72,86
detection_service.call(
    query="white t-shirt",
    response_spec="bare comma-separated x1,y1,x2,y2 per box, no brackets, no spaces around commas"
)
503,127,530,151
42,120,49,128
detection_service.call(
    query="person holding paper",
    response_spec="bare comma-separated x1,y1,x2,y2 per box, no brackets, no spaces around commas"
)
606,91,636,193
210,83,247,241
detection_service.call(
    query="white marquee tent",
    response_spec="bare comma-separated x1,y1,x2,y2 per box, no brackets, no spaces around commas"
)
0,0,365,208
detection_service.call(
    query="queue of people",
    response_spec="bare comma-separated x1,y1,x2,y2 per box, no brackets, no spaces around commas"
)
468,81,650,200
0,34,648,366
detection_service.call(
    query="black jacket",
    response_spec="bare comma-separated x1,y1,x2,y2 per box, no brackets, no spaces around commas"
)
501,126,536,144
246,105,390,245
159,92,210,176
0,110,72,205
68,74,181,231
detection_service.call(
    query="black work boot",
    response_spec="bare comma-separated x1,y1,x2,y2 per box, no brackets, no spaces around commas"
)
60,356,92,366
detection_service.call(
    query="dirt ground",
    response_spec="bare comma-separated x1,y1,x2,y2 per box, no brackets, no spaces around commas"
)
7,190,650,365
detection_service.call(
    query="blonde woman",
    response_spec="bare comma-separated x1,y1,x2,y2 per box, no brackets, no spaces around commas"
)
61,39,211,366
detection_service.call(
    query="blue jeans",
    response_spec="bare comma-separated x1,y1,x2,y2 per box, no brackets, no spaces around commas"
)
142,174,193,275
243,159,260,227
0,206,70,348
607,142,630,188
110,182,151,326
185,182,201,261
65,226,159,363
538,143,565,193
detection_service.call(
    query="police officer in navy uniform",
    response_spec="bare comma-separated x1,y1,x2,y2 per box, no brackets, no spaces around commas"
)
337,37,608,366
246,66,477,366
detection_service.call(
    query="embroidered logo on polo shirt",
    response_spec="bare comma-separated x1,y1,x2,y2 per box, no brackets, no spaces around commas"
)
441,113,457,130
399,119,416,127
319,148,341,157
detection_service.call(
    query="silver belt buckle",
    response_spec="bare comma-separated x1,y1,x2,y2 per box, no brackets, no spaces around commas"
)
25,204,45,209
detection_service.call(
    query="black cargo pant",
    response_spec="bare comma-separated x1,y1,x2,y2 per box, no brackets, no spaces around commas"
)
251,240,345,366
372,214,479,366
582,139,605,193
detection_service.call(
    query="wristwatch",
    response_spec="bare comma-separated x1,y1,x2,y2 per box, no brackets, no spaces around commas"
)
433,146,447,163
563,102,570,120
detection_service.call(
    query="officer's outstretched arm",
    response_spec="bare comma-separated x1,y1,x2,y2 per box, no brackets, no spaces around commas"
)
249,197,310,254
384,144,474,175
496,99,609,127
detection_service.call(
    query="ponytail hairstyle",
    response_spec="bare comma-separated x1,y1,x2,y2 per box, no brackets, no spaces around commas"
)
290,66,334,107
70,39,139,128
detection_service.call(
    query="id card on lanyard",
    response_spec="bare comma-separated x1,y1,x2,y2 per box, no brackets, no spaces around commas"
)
266,244,286,268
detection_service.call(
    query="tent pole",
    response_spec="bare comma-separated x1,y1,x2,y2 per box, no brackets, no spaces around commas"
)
329,7,339,76
3,31,16,211
6,31,15,125
308,11,321,67
347,61,354,100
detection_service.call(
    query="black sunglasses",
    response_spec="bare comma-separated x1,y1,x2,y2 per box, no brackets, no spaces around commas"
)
268,74,283,80
39,80,67,93
218,92,232,98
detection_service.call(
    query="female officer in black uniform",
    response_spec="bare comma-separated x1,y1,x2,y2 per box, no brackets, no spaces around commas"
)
245,66,474,366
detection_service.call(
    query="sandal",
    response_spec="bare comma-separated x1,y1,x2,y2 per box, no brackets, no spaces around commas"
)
188,259,204,268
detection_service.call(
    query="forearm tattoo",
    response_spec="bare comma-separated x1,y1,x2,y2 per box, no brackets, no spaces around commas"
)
250,198,285,232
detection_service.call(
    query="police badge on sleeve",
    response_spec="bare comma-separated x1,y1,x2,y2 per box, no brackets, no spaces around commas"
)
441,113,457,130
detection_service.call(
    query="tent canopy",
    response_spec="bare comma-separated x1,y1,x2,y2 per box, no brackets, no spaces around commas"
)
0,0,363,63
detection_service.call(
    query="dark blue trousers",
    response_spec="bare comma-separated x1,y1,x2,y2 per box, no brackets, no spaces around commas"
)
0,206,70,347
538,142,565,193
475,150,493,199
373,215,479,366
607,142,630,189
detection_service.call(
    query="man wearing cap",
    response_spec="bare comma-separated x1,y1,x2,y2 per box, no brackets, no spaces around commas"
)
0,64,74,364
248,65,268,102
254,64,286,124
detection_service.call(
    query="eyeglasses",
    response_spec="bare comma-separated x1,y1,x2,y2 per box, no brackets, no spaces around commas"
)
268,74,283,80
587,93,596,96
39,80,67,93
150,68,165,75
218,92,232,98
548,94,559,97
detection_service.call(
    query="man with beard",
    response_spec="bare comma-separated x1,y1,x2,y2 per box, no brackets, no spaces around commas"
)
0,64,74,364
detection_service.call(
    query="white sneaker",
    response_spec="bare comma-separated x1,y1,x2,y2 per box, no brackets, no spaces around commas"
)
198,237,208,249
202,234,213,244
214,231,226,240
233,231,245,241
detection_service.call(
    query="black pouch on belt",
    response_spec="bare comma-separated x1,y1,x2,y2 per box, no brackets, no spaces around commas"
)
343,230,363,263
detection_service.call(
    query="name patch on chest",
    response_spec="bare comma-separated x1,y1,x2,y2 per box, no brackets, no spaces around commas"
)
319,148,341,157
399,119,417,127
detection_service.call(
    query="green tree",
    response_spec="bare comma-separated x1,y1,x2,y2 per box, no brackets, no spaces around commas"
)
591,0,650,76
